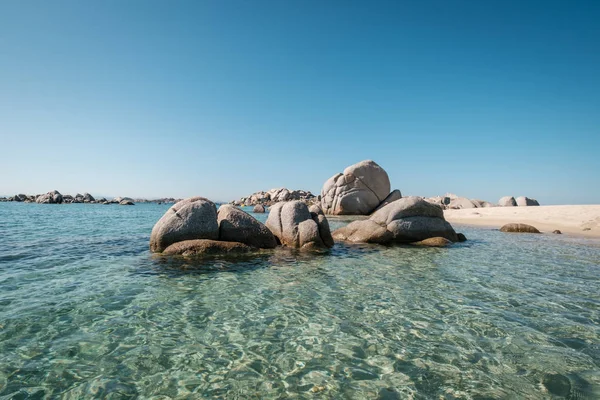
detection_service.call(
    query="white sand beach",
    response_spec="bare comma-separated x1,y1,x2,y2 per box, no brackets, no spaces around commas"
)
444,205,600,238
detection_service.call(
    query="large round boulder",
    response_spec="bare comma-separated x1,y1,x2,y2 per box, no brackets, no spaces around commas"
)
217,205,277,248
333,196,458,244
498,196,517,207
516,196,540,206
266,201,333,249
150,197,219,253
321,160,391,215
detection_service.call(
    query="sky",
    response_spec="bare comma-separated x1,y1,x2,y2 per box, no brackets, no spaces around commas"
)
1,0,599,204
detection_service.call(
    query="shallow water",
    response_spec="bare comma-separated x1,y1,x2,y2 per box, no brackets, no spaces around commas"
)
1,202,599,399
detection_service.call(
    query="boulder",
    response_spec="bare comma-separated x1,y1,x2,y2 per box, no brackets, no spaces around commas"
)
253,204,266,213
162,239,252,256
498,196,517,207
83,193,95,202
150,197,219,253
36,190,63,204
447,197,479,209
500,223,541,233
332,196,458,244
14,194,27,202
308,205,335,248
217,204,277,248
266,201,333,249
321,160,391,215
516,196,540,206
411,237,452,247
372,189,402,213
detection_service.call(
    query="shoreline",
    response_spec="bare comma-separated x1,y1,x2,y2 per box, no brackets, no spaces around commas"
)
444,205,600,238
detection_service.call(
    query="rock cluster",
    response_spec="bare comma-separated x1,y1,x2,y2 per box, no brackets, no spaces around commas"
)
498,196,540,206
332,196,459,244
231,188,315,207
150,198,332,256
424,194,495,210
5,191,137,205
320,160,401,215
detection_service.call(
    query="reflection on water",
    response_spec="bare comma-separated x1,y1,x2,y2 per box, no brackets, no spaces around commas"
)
0,203,599,398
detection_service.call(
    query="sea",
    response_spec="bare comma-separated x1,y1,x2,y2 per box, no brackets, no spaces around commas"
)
1,202,599,399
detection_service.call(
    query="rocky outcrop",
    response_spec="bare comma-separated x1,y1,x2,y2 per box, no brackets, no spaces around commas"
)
35,190,64,204
320,160,401,215
516,196,540,206
151,198,281,255
500,223,541,233
150,197,219,253
162,239,252,256
253,204,266,213
332,196,458,244
232,188,315,207
266,201,334,249
217,205,277,249
498,196,517,207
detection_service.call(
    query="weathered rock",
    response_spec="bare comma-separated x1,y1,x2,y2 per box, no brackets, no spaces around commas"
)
150,197,219,253
498,196,517,207
217,204,277,249
83,193,95,202
253,204,266,213
372,189,402,213
333,196,458,244
266,201,333,249
309,205,335,248
447,197,479,209
411,237,452,247
321,160,391,215
552,230,562,234
36,190,63,204
500,223,541,233
457,233,467,242
516,196,540,206
162,239,252,256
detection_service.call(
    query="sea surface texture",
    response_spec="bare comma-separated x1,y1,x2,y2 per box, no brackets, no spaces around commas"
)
1,203,599,399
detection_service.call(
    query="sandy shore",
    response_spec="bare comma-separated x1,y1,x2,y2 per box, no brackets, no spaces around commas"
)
444,205,600,238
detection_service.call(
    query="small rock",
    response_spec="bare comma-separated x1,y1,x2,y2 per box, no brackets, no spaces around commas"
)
253,204,266,213
552,230,562,234
500,223,541,233
457,233,467,242
411,237,452,247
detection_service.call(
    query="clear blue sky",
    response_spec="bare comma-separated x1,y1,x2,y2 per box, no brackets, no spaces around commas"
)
1,0,599,204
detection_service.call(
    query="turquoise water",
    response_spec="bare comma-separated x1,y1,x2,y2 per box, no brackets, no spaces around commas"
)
1,202,600,399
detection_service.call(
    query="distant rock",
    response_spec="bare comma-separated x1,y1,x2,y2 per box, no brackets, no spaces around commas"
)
119,200,134,205
552,230,562,234
14,194,27,202
253,204,266,213
231,188,316,207
333,196,458,244
83,193,95,203
500,223,541,233
447,197,479,209
162,239,252,256
498,196,517,207
150,197,219,253
217,204,277,249
321,160,396,215
516,196,540,206
36,190,63,204
266,201,334,249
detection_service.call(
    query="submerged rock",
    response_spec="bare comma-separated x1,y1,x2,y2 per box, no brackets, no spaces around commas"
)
411,237,453,247
150,197,219,253
321,160,392,215
217,204,277,249
162,239,252,256
333,196,458,244
500,223,541,233
266,201,334,249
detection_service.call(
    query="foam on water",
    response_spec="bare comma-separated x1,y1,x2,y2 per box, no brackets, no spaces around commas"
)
1,203,599,398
